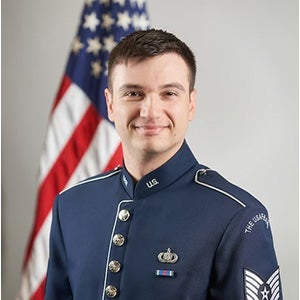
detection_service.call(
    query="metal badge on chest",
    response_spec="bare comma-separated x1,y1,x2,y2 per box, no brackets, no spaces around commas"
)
156,248,178,278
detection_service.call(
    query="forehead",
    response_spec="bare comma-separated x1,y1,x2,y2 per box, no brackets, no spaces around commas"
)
110,53,190,90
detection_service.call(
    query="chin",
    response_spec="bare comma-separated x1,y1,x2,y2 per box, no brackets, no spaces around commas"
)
140,140,179,156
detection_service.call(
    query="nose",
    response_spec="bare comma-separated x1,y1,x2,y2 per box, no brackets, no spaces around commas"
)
140,96,162,119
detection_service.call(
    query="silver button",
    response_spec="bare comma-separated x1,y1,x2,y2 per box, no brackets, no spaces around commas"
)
105,285,118,298
113,234,125,246
109,260,121,273
118,209,130,221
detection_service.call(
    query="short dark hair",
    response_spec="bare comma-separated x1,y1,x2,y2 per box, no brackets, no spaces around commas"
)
107,29,196,91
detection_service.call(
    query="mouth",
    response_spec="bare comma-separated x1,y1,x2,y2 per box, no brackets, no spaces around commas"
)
133,124,169,136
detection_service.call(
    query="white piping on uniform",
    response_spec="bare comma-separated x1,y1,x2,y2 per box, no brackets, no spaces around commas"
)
101,199,134,300
194,169,246,208
59,169,122,195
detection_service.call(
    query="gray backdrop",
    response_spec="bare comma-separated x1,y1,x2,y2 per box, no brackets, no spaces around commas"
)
2,0,298,299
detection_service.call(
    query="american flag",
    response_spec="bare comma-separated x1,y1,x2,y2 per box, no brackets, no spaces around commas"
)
17,1,149,299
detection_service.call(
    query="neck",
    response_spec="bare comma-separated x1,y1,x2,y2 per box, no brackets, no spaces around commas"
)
123,143,184,182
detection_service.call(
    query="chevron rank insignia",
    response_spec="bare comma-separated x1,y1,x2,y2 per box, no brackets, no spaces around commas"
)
244,267,281,300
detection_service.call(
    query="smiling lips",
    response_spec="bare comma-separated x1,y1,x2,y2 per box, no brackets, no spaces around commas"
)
133,124,170,136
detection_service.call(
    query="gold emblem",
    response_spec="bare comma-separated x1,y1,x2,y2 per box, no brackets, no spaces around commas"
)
157,248,178,264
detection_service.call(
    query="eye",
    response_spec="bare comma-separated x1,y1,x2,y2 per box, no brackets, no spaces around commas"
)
127,91,140,97
162,90,178,98
166,91,177,96
125,90,144,100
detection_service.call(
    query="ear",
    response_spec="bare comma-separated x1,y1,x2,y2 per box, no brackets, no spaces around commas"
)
188,89,196,121
105,88,114,122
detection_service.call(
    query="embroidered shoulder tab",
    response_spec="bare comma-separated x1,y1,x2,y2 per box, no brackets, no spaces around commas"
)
59,168,121,195
194,169,246,208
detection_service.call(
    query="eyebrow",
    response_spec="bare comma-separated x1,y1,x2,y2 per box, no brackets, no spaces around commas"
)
118,82,186,93
160,82,185,91
119,84,143,91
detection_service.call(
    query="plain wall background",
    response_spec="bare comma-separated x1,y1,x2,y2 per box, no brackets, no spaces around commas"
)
2,0,298,299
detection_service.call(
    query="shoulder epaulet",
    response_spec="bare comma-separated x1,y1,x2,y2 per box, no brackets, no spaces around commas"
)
194,168,247,208
59,167,122,195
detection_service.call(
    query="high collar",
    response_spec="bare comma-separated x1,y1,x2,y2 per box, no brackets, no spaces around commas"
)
120,141,198,199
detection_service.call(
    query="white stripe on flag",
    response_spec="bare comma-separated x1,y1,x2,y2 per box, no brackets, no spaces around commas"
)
16,213,52,300
64,119,120,188
18,120,120,299
38,83,90,184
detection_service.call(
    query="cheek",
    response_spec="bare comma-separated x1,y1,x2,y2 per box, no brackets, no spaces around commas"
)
170,106,192,131
172,105,190,120
113,106,134,127
113,108,125,124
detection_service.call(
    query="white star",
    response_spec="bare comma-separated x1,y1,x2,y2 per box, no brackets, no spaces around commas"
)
85,0,95,7
117,11,131,30
104,61,109,76
91,60,103,78
99,0,110,6
71,37,84,54
132,13,149,30
260,286,270,300
86,37,102,56
129,0,145,9
113,0,125,6
83,12,100,32
101,13,115,31
103,35,117,53
136,0,146,9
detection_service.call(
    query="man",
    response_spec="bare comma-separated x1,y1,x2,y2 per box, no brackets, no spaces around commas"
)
45,29,282,299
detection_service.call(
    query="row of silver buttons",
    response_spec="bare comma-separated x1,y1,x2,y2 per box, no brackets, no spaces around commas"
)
105,209,131,298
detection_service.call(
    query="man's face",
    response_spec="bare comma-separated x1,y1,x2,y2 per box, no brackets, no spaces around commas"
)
105,53,196,160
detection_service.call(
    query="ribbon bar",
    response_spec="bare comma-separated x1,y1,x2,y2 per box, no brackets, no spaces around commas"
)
155,270,175,277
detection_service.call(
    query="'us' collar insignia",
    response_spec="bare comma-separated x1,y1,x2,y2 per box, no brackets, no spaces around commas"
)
157,248,178,264
244,267,281,300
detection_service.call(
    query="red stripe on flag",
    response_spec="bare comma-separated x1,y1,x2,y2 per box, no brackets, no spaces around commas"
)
30,277,46,300
51,76,72,114
103,142,123,172
23,104,101,266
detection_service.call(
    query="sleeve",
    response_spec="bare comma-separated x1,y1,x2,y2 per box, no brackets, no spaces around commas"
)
207,206,283,299
45,196,73,299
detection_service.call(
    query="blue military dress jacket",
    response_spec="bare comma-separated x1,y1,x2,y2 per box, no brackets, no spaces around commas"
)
45,141,282,299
